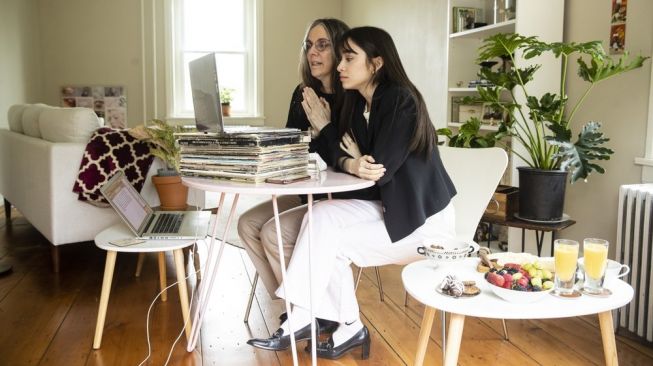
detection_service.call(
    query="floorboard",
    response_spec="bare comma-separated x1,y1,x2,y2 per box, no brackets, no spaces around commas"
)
1,207,652,365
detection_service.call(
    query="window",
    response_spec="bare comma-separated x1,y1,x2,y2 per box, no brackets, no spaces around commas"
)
167,0,261,119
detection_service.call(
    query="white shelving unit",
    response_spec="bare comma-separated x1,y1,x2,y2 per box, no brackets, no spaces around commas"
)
444,0,564,253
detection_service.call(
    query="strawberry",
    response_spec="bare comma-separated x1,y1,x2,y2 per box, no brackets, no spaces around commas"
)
502,273,513,289
486,272,505,287
517,277,529,288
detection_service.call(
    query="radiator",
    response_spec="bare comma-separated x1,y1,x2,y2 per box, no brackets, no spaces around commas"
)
616,184,653,341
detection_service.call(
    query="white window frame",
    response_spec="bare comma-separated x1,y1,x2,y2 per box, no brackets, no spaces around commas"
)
164,0,263,125
634,59,653,182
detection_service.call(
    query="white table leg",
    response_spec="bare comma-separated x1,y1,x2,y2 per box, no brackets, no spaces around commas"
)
158,252,167,302
173,248,192,341
272,195,299,366
598,311,619,366
307,194,316,365
93,251,117,349
187,193,239,352
444,313,465,366
414,306,436,366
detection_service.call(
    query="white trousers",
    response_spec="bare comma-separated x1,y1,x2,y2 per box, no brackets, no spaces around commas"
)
276,199,455,323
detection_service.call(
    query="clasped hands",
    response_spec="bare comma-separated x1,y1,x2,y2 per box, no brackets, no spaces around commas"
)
301,87,331,134
340,132,385,181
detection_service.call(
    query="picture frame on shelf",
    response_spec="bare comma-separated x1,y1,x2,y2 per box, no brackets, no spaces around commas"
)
458,103,484,123
452,7,484,33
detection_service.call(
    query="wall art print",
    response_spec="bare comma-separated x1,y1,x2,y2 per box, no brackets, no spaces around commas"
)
61,86,127,129
610,0,627,55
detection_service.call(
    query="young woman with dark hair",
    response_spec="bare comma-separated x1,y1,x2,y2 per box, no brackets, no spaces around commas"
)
250,26,457,360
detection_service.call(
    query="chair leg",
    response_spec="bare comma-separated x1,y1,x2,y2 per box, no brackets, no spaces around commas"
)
441,310,447,364
193,248,201,281
404,291,409,306
501,319,509,340
354,266,363,292
93,251,117,349
244,272,259,323
3,198,10,221
51,246,60,273
374,266,384,302
135,253,145,277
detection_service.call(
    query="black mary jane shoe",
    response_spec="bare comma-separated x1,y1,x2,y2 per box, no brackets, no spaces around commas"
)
247,321,318,351
314,325,370,360
279,312,338,334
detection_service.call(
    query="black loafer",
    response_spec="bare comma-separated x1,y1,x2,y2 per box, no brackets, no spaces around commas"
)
279,312,338,334
247,321,318,351
314,325,370,360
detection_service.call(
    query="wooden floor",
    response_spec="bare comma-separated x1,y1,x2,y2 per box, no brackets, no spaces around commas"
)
1,207,653,365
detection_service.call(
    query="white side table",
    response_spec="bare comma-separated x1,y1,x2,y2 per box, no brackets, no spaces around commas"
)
92,223,199,349
402,258,634,366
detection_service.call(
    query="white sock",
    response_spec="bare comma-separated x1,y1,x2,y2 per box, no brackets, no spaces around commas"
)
279,306,312,334
331,319,363,347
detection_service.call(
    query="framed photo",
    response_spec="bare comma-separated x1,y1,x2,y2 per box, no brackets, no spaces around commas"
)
481,103,507,125
458,104,483,123
452,7,483,33
60,85,127,126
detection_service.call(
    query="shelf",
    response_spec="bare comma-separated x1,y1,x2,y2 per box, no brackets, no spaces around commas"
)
449,19,516,40
448,87,478,92
447,122,499,131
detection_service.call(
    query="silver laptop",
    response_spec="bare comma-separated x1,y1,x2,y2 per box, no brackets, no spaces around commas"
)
100,171,211,239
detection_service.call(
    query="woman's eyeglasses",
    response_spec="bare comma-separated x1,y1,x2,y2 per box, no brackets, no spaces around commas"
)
303,39,331,52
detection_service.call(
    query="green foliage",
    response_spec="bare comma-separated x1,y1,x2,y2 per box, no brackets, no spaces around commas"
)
465,33,648,183
437,118,496,148
219,88,234,104
128,119,181,173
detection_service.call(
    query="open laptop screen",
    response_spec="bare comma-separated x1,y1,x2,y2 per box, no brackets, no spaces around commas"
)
101,172,153,233
189,53,223,133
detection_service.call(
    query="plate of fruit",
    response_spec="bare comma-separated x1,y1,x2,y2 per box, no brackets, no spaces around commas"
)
484,261,555,303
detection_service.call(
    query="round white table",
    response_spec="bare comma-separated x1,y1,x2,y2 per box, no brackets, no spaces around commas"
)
402,258,634,366
93,223,200,349
182,169,374,366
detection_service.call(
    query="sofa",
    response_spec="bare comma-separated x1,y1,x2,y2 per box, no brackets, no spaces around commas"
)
0,104,162,272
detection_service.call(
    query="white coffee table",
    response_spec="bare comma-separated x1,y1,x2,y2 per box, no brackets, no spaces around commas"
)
402,258,634,366
93,223,201,349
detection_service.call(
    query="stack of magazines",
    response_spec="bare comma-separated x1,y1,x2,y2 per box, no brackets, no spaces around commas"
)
176,128,310,183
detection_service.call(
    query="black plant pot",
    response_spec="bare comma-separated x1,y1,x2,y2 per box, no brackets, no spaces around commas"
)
517,167,568,221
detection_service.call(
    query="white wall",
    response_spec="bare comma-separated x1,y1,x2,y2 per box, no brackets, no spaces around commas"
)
563,0,653,257
342,0,449,128
0,0,42,128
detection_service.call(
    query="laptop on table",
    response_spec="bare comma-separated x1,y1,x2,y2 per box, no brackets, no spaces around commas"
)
100,171,211,240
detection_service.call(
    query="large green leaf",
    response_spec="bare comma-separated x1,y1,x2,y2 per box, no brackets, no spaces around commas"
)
547,121,613,183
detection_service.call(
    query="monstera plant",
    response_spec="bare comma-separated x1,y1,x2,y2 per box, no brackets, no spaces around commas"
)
442,33,648,221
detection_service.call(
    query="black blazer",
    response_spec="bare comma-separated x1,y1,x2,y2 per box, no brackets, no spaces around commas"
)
331,83,457,242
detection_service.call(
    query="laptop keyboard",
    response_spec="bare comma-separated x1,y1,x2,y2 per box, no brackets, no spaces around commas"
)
152,213,184,233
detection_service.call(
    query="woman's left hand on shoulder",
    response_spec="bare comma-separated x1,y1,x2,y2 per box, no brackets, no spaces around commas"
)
301,87,331,132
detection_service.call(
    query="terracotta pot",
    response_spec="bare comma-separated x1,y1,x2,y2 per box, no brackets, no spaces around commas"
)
151,175,188,211
221,103,231,117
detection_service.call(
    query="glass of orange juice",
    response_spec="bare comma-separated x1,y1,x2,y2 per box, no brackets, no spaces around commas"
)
554,239,579,295
583,238,609,294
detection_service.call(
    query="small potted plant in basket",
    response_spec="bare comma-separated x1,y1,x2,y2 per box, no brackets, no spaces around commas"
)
440,33,648,221
129,119,187,210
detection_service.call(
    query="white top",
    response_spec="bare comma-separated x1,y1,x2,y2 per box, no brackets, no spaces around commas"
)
402,258,634,319
95,223,201,253
182,168,374,195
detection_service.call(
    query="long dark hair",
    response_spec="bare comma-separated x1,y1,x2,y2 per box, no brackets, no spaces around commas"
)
339,26,436,157
298,18,350,112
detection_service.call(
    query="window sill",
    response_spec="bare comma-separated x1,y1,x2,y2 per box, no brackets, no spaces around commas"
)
634,157,653,183
166,116,266,126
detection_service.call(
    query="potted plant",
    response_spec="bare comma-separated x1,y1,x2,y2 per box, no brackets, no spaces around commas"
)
129,119,187,210
442,33,648,221
219,88,234,117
